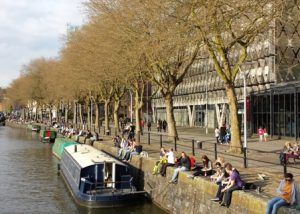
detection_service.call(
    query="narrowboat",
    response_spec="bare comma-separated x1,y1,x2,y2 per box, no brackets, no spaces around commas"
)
39,128,57,143
60,144,139,208
52,138,78,159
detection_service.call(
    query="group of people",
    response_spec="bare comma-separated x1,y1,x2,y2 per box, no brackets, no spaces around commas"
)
116,137,143,162
215,125,231,144
258,126,268,142
58,124,99,145
279,141,300,164
152,148,175,176
157,119,167,132
153,150,244,208
153,149,299,211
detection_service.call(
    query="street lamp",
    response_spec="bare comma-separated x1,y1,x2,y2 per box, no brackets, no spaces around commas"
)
205,69,208,134
239,67,248,167
90,97,93,130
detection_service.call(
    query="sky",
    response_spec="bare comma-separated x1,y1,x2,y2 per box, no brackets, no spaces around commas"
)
0,0,86,88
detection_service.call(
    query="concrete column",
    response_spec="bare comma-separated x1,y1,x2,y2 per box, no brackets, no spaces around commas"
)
187,105,195,127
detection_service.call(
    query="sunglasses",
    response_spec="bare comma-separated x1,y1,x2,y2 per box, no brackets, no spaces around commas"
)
285,178,292,181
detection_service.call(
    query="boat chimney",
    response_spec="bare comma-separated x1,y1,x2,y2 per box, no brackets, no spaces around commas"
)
75,145,77,153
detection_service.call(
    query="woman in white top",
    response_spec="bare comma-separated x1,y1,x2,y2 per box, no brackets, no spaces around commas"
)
160,148,175,176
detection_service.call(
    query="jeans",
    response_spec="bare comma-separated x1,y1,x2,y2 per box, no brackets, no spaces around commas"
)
266,197,289,214
129,151,140,161
160,163,175,176
171,166,187,182
216,182,226,200
223,185,242,206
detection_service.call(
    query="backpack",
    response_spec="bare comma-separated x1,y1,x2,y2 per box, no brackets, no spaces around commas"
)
243,182,257,190
189,156,196,168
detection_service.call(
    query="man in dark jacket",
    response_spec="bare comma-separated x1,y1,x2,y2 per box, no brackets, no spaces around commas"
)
169,152,190,183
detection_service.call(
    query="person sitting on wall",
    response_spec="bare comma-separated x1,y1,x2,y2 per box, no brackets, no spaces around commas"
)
127,143,143,162
211,163,244,207
117,138,129,159
122,139,136,161
188,155,213,179
75,129,84,142
90,132,99,146
169,152,191,183
266,173,299,214
210,162,224,183
160,148,175,177
84,130,93,144
113,135,121,147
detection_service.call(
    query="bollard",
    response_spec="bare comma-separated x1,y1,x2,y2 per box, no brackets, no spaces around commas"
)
148,132,150,145
283,153,287,174
197,141,202,149
192,139,195,156
160,134,162,148
214,143,217,160
174,137,177,151
75,144,77,153
57,163,61,176
243,147,247,168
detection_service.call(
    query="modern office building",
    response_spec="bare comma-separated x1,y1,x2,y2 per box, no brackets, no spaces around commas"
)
152,2,300,139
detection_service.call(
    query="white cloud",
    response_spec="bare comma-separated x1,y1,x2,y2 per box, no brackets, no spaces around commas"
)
0,0,86,87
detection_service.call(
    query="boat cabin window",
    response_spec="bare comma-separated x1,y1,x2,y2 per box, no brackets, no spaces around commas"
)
105,162,113,187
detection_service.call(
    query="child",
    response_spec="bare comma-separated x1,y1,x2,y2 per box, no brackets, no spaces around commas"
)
258,127,264,142
263,128,268,142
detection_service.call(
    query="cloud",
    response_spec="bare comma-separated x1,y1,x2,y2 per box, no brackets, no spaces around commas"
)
0,0,85,87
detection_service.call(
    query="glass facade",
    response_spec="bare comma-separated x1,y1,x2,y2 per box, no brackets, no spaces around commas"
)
252,88,299,139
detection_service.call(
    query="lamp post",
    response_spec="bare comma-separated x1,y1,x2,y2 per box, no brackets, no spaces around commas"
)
90,98,93,130
205,69,208,134
146,84,149,124
239,67,248,167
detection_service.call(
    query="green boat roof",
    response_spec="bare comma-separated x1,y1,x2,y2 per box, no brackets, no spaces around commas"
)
52,138,78,159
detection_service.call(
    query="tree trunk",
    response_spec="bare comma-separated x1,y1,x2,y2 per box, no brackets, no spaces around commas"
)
134,91,143,144
87,105,90,131
104,100,110,135
225,84,242,153
79,104,83,125
65,105,68,124
49,107,52,123
114,100,120,136
164,93,178,139
35,105,38,122
40,107,43,122
95,103,99,130
73,101,77,125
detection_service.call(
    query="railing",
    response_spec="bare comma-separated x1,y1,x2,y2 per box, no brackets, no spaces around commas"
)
136,131,299,175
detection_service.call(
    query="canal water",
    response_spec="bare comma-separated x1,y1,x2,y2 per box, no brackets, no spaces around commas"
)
0,126,165,214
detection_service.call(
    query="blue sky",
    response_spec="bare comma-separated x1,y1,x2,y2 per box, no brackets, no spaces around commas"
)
0,0,85,87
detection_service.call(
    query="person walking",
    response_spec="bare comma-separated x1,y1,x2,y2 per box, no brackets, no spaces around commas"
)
258,126,264,142
147,121,151,132
162,120,167,132
157,119,162,132
263,127,268,142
